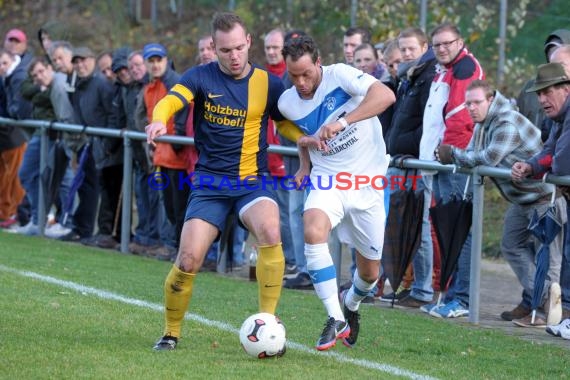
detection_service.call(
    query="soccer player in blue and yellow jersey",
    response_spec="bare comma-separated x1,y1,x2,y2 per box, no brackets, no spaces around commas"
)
145,12,303,351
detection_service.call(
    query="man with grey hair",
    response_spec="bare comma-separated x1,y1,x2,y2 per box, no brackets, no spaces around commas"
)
512,62,570,338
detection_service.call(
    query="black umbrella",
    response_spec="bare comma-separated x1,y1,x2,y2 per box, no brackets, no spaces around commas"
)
528,193,563,324
382,171,425,306
429,181,473,305
41,139,68,215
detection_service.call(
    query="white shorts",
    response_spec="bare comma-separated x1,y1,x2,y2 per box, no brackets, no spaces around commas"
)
304,185,385,260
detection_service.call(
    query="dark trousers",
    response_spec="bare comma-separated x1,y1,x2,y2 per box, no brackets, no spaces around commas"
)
97,164,123,237
73,145,100,238
162,167,190,248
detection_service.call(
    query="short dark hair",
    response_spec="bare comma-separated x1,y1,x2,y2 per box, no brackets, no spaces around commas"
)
466,79,494,99
353,43,378,60
430,22,462,39
282,35,319,63
344,27,371,43
28,56,52,76
211,12,247,35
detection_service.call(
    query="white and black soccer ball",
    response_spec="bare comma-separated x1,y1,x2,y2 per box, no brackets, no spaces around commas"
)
239,312,286,358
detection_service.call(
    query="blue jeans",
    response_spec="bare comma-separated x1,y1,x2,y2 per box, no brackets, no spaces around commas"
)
433,171,472,306
561,204,570,311
276,185,295,266
18,135,40,224
206,223,248,265
289,188,306,273
133,165,161,246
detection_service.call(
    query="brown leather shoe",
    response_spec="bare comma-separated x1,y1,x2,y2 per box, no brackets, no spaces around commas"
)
396,295,431,309
500,303,531,321
513,313,546,328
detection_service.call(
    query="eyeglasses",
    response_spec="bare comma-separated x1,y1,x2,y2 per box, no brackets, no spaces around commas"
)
432,38,459,50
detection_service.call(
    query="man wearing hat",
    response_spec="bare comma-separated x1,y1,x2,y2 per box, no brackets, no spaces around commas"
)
512,62,570,338
4,28,33,69
58,46,114,244
139,42,190,261
517,29,570,143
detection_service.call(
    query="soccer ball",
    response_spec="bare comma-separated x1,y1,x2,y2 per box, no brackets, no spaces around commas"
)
239,312,286,358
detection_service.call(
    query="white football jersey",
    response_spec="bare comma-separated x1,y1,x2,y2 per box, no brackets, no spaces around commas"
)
278,64,388,187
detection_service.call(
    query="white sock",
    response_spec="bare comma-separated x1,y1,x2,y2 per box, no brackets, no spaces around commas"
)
345,269,378,312
306,243,344,321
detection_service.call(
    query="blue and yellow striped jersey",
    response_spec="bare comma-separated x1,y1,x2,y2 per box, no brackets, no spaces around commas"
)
165,62,286,179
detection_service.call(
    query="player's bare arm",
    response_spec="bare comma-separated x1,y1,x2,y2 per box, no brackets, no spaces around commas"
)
318,81,395,141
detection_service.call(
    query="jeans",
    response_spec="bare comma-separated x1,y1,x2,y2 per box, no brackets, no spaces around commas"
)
18,135,40,224
289,188,306,273
501,198,565,308
206,223,248,265
561,204,570,311
275,185,295,266
133,165,161,246
433,171,472,306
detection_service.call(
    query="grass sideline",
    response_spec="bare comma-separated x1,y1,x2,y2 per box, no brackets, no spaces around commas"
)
1,231,568,379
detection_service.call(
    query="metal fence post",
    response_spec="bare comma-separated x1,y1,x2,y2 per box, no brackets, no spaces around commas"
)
121,132,133,254
469,170,485,324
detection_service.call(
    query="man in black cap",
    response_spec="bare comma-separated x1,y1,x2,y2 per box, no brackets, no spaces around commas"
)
512,62,570,339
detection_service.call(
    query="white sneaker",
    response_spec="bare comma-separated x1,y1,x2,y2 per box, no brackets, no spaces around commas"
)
10,221,39,236
547,282,562,326
546,318,570,337
45,223,72,238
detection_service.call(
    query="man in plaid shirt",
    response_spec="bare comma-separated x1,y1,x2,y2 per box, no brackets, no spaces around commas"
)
437,79,566,326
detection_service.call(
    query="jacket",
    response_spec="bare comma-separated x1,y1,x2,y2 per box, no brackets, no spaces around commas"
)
527,95,570,178
69,71,117,169
143,66,189,170
387,48,436,157
452,91,552,204
420,47,484,161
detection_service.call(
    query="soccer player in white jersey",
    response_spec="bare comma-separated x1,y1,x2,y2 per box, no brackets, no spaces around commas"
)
278,35,395,350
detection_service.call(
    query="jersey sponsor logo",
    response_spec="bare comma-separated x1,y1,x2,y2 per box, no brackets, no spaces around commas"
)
204,100,247,127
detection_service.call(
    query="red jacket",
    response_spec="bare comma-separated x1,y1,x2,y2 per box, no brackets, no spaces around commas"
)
144,79,188,170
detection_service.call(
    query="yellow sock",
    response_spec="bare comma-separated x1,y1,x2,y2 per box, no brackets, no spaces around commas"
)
256,243,285,314
163,265,195,338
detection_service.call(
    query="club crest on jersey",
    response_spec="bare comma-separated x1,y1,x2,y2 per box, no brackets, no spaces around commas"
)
324,97,336,111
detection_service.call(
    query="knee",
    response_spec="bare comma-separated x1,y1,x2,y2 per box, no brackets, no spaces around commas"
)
358,266,380,282
176,249,202,273
304,223,328,244
255,219,281,245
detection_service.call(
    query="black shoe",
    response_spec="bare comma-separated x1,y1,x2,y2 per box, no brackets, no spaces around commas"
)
81,235,100,247
315,317,350,351
153,335,178,351
340,290,360,347
283,272,313,289
58,231,83,242
96,234,119,249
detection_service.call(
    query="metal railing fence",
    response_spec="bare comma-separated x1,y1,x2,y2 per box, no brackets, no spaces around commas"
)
2,117,570,324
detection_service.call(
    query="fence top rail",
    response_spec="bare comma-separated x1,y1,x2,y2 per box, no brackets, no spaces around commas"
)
2,117,570,186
